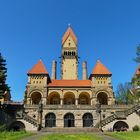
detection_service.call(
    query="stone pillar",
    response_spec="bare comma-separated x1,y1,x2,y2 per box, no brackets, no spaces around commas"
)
60,98,63,105
82,61,87,80
51,60,57,80
75,98,78,105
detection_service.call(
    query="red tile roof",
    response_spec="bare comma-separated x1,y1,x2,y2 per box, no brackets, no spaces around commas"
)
48,80,91,87
134,65,140,76
92,60,111,75
28,60,48,75
62,27,77,45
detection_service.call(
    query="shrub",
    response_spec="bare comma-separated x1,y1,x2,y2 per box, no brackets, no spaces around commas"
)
0,124,7,132
133,125,140,131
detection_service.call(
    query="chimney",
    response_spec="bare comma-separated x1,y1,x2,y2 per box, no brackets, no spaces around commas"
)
52,60,57,80
82,61,87,80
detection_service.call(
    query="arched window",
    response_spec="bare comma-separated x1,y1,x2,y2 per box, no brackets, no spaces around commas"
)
113,121,129,131
48,92,60,105
31,92,42,105
83,113,93,127
97,92,108,105
45,113,56,127
9,121,25,131
64,113,74,127
64,92,75,105
79,92,90,105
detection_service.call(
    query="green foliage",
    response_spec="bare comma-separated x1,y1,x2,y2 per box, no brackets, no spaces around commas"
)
0,53,10,99
0,124,7,132
115,82,134,104
133,125,140,131
40,134,102,140
134,44,140,63
0,131,32,140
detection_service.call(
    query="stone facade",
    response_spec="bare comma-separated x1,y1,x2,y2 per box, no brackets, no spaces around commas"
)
9,27,140,132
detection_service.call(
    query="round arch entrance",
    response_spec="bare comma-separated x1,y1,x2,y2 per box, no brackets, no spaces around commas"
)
64,113,75,127
113,121,129,131
9,121,25,131
45,113,56,127
79,92,90,105
31,92,42,105
97,92,108,105
48,92,60,104
83,113,93,127
64,92,75,105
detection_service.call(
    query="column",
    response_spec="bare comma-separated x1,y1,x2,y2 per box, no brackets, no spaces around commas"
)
75,98,78,105
60,98,63,105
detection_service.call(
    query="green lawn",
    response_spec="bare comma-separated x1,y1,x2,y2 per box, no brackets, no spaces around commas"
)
0,131,33,140
106,131,140,140
40,134,102,140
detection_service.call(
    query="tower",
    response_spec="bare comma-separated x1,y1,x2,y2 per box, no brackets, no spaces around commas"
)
61,27,78,79
24,60,50,105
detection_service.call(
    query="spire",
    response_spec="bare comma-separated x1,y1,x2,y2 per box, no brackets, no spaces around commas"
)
28,59,48,75
62,26,77,45
92,60,111,75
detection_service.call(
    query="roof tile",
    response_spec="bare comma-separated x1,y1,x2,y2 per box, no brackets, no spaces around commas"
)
62,27,77,45
92,60,111,75
28,60,48,75
48,80,91,87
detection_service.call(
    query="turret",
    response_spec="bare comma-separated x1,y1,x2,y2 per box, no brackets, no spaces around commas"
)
82,61,87,80
89,60,112,86
51,60,57,80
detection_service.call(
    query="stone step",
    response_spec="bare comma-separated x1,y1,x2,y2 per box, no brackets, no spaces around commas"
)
41,127,99,133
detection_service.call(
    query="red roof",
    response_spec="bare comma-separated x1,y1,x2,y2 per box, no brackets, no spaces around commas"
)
28,60,48,75
92,60,111,75
48,80,91,87
62,27,77,45
134,64,140,76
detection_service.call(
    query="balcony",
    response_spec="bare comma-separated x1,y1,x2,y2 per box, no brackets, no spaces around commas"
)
24,104,133,110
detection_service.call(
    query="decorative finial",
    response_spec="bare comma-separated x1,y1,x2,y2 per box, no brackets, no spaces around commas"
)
68,23,71,27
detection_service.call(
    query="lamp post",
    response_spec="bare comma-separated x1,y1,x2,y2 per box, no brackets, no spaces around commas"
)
37,100,43,131
96,102,102,132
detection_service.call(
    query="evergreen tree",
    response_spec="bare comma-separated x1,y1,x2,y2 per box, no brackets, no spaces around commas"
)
0,53,10,99
134,44,140,63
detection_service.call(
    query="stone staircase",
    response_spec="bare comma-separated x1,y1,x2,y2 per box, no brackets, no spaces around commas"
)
95,104,140,128
41,127,99,133
22,112,38,127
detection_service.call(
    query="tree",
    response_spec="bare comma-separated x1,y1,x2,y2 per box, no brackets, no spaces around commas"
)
134,44,140,63
115,82,134,104
0,53,10,99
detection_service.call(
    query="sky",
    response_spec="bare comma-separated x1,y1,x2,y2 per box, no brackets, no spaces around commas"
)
0,0,140,101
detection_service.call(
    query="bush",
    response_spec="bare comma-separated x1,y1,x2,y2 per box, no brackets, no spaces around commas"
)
0,124,7,132
133,125,140,131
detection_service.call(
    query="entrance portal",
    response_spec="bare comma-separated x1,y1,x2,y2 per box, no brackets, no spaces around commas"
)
83,113,93,127
45,113,56,127
64,113,74,127
113,121,129,131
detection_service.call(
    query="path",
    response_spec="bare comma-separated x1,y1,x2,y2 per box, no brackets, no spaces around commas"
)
22,132,119,140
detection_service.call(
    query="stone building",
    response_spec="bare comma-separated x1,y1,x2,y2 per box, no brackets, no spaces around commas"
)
6,27,140,132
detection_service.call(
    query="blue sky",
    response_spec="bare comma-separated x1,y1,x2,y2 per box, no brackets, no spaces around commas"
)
0,0,140,101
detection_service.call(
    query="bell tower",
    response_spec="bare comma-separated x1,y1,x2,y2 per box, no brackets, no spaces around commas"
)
61,27,78,79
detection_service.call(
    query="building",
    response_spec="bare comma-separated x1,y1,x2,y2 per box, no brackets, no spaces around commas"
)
6,27,140,132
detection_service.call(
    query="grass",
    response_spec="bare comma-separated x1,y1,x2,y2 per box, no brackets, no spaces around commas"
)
39,133,102,140
106,131,140,140
0,131,33,140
